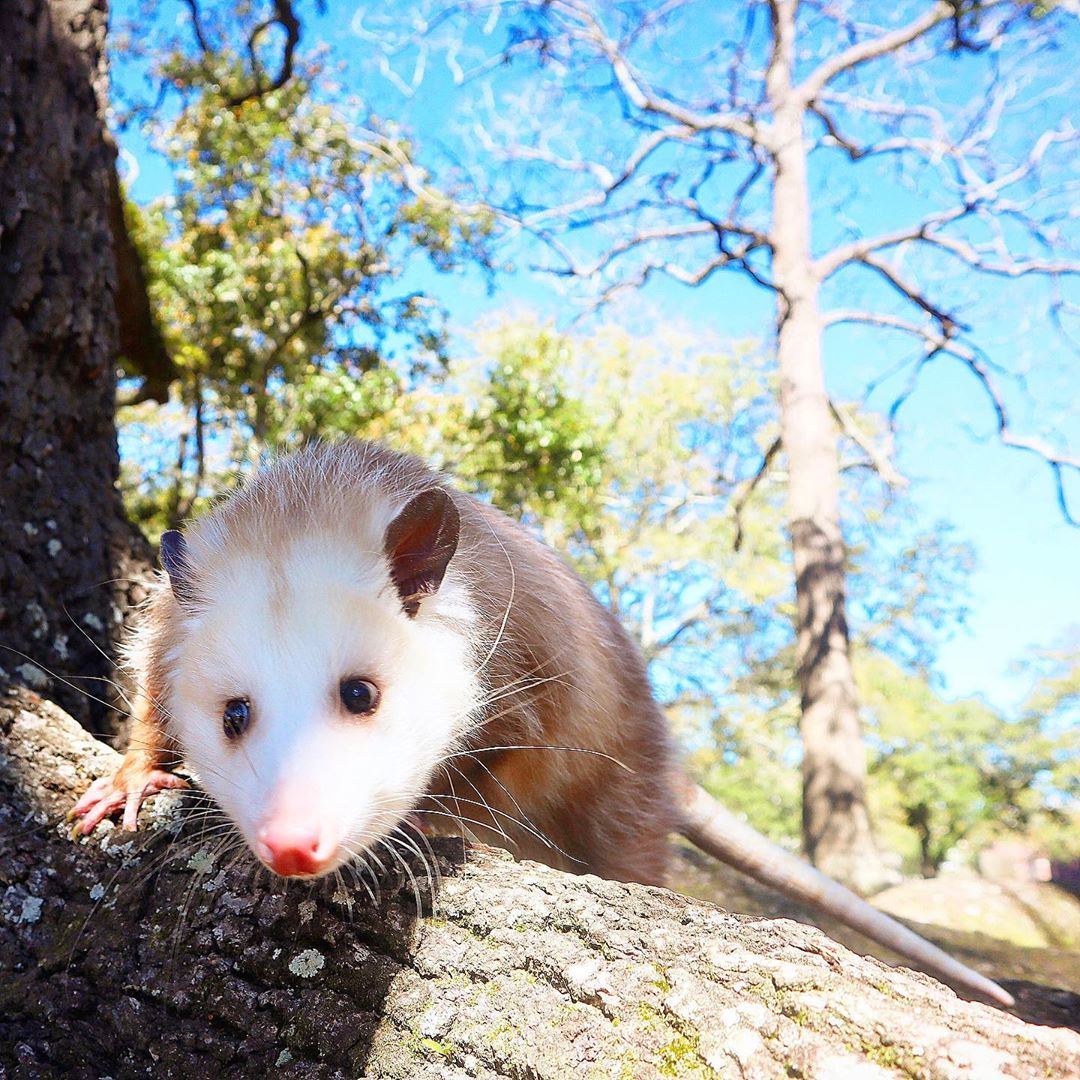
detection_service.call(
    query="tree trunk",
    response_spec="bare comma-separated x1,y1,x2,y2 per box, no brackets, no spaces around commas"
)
0,0,148,733
906,804,939,878
2,683,1077,1079
766,0,886,893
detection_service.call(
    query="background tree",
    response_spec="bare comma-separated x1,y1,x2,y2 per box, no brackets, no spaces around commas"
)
1005,634,1080,858
0,0,141,729
363,0,1080,889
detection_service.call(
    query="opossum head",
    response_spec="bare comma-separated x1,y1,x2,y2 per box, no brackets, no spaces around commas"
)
156,483,479,878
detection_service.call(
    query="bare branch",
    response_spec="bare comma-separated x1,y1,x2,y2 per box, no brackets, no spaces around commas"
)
490,124,703,227
587,246,775,310
808,102,867,160
858,254,964,335
829,401,907,489
545,0,761,143
224,0,301,108
542,219,769,281
797,2,1008,104
816,219,950,281
642,595,715,661
945,352,1078,527
807,102,971,178
729,435,782,552
181,0,211,55
816,125,1079,279
825,310,1079,523
917,232,1080,279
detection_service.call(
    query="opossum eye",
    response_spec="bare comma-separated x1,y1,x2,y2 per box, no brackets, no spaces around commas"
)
339,679,379,716
222,699,251,740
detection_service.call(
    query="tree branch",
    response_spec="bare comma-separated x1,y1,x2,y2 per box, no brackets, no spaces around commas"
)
829,401,907,489
544,0,762,143
180,0,211,55
4,686,1077,1074
857,253,965,335
797,2,1007,104
106,138,176,404
917,231,1080,279
513,124,702,226
825,309,1079,524
541,220,769,281
729,435,782,553
224,0,302,108
815,125,1079,280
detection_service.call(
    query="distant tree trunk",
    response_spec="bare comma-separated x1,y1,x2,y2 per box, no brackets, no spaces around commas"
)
766,0,885,893
906,804,939,878
0,0,143,732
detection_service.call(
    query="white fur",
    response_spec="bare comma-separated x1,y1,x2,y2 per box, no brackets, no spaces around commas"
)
162,524,481,876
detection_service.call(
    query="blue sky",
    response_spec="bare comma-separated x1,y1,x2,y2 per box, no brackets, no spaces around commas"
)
110,0,1078,713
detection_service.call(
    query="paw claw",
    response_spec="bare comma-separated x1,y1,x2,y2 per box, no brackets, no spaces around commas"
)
70,762,185,836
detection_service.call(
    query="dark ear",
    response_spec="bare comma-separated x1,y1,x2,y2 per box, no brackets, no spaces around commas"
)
159,529,197,607
383,488,460,617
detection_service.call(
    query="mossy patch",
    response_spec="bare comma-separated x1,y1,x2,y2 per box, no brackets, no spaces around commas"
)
657,1031,719,1079
419,1037,453,1058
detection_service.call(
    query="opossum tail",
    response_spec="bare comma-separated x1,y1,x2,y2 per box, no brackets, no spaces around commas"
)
678,779,1015,1008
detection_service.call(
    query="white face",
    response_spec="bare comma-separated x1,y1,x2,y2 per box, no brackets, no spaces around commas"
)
165,535,479,878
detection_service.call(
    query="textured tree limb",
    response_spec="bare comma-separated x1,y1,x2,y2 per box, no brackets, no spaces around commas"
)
3,682,1079,1077
2,686,1080,1075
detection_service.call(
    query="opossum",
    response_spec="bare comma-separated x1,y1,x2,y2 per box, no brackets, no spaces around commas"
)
71,440,1012,1007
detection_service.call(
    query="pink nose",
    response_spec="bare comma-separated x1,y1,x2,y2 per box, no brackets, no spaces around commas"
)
257,819,334,877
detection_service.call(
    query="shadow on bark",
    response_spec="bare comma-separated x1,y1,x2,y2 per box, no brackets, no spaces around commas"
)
0,683,424,1077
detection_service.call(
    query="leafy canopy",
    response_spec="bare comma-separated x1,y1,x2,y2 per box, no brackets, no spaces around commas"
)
117,14,492,533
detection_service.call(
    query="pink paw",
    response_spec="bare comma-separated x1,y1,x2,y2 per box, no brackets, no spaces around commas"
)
70,767,189,835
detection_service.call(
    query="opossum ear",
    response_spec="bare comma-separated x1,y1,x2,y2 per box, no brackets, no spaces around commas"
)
159,529,197,608
383,488,460,617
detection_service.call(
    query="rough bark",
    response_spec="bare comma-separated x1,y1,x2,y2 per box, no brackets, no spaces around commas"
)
766,0,885,893
0,0,148,734
3,683,1078,1080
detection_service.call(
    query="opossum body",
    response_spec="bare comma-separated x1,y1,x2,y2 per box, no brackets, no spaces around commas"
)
72,440,1012,1006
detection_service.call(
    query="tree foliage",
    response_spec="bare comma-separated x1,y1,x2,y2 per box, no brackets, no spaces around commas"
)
115,6,493,536
862,646,1080,872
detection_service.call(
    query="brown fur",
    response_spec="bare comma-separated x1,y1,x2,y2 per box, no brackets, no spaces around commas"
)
426,495,677,885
